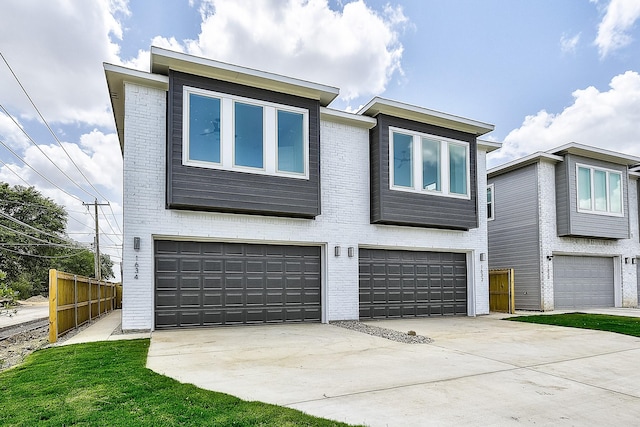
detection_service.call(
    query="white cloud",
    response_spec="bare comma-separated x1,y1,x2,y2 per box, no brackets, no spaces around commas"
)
489,71,640,166
179,0,407,101
560,32,581,54
0,0,128,127
595,0,640,57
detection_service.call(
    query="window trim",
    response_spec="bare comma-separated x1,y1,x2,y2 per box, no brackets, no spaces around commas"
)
182,86,309,180
575,163,623,217
487,183,494,221
388,126,471,200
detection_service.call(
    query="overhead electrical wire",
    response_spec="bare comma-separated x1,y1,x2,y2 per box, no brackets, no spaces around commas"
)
0,138,85,203
0,246,88,259
0,52,123,258
0,210,79,245
0,104,98,200
0,223,86,250
0,52,111,203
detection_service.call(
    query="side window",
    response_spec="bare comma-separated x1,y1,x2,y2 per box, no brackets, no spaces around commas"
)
487,184,494,220
392,132,413,188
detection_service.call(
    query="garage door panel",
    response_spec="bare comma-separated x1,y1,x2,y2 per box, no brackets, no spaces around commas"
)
359,248,467,319
554,256,614,309
155,241,321,328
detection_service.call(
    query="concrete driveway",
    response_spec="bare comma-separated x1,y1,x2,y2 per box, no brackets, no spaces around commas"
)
147,313,640,426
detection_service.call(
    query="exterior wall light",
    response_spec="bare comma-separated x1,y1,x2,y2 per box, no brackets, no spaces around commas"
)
480,253,486,261
348,247,354,257
334,246,341,257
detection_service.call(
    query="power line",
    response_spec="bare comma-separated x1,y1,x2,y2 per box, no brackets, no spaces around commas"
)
0,52,109,203
0,157,31,187
0,246,87,259
0,104,99,200
0,210,76,245
0,183,96,232
0,138,85,203
0,222,83,250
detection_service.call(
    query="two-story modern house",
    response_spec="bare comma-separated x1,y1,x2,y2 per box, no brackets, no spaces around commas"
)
105,47,499,331
488,143,640,311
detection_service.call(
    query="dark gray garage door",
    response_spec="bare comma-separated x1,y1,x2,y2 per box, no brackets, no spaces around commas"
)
155,241,321,328
359,249,467,319
553,255,614,309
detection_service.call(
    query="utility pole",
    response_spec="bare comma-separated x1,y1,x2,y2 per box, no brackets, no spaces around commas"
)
83,199,110,281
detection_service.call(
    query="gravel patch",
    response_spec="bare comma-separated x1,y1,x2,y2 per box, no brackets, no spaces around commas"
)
331,320,433,344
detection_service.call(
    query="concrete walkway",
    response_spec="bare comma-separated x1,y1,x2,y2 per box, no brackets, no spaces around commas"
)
147,312,640,427
58,310,150,346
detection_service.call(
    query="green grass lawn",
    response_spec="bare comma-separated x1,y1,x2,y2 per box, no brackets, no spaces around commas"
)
0,339,357,427
508,312,640,337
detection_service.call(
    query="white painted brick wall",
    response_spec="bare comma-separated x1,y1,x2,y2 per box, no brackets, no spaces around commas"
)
537,161,639,310
121,82,491,330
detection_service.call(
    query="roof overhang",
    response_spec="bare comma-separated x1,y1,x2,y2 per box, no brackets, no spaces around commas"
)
477,139,502,154
104,63,169,153
320,107,377,129
550,142,640,166
150,47,339,107
488,152,564,178
357,97,495,136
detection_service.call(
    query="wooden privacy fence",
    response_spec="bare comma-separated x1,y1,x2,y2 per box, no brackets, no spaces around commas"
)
48,269,122,343
489,269,515,314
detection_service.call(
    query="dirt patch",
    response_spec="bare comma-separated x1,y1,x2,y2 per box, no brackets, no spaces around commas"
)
22,295,48,303
0,326,49,371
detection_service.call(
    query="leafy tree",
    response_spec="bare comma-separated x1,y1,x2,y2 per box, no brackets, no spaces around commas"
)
0,270,18,316
0,183,67,296
55,250,116,280
0,183,117,297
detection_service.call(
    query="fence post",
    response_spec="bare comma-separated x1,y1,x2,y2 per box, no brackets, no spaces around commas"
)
73,275,78,328
48,269,58,343
88,278,92,322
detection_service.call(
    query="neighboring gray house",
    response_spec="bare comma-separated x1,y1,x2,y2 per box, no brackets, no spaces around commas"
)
104,47,499,331
488,143,640,311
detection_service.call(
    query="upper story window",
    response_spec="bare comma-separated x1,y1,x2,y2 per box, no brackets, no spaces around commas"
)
487,184,494,220
576,164,623,216
389,127,470,199
183,86,309,179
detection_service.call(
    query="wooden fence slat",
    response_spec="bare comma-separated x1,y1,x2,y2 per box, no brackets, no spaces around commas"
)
48,269,122,343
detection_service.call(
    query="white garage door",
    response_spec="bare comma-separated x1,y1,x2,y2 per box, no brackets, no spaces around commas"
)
553,256,614,309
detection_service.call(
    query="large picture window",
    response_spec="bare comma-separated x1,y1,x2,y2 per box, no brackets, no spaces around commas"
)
576,164,623,216
389,127,470,199
183,86,309,179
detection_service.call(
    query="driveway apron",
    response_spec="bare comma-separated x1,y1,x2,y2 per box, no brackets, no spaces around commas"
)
147,315,640,426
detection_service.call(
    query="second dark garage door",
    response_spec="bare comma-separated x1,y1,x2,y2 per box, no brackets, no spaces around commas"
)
155,241,321,328
359,249,467,319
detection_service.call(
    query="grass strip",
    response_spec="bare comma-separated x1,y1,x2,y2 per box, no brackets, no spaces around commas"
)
0,339,357,426
508,312,640,337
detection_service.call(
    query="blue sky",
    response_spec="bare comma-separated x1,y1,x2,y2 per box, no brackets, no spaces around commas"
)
1,0,640,262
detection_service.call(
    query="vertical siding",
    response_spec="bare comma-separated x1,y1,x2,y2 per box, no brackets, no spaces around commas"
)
488,164,541,310
558,154,629,239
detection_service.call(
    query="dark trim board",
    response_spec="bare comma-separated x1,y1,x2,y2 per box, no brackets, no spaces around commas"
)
154,240,321,328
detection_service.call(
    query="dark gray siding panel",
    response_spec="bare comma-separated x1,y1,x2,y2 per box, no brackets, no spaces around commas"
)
488,164,541,310
359,249,467,318
557,154,629,239
155,241,321,328
167,71,321,218
370,114,478,230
